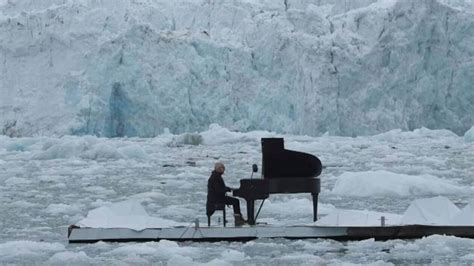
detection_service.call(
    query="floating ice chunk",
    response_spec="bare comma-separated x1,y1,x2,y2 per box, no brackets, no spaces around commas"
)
45,203,82,215
128,191,168,202
33,138,87,160
462,254,474,261
332,170,468,197
24,136,149,160
167,255,231,266
108,242,165,256
315,209,402,226
400,196,460,225
464,126,474,142
451,199,474,225
0,241,64,259
4,177,30,185
200,124,245,145
200,124,274,146
77,200,186,230
81,142,123,160
7,200,39,208
373,128,458,142
108,240,200,262
412,127,458,138
117,145,148,159
219,250,248,262
170,132,203,146
3,137,39,152
48,251,93,265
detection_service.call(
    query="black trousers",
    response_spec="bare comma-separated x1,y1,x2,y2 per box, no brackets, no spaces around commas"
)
223,196,241,215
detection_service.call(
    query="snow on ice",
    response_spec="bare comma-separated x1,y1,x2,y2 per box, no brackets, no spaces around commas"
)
400,196,460,225
77,200,187,230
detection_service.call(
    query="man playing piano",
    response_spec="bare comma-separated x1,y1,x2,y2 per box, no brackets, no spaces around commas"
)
207,162,247,226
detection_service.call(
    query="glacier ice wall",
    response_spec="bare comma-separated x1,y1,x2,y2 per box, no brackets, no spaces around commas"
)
1,0,473,137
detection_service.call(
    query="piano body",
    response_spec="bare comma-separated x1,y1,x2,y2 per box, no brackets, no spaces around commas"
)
233,138,322,225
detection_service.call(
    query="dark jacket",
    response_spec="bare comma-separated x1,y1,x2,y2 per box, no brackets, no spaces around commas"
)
207,170,231,203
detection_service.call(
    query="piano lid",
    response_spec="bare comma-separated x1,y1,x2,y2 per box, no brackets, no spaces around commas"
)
261,138,322,179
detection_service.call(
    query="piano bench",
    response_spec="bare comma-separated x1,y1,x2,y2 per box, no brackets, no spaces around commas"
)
207,203,227,227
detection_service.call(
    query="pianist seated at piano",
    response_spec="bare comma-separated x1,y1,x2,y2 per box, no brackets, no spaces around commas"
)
207,162,247,226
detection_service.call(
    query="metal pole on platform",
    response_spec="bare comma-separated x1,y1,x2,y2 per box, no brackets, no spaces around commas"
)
247,200,255,225
312,193,319,221
380,216,386,227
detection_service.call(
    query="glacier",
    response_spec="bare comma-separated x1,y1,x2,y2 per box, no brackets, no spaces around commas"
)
1,0,474,137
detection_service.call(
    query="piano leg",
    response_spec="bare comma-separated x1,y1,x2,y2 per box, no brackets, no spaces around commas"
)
312,193,319,222
246,200,255,225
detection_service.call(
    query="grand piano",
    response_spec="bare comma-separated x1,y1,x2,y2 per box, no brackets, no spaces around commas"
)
233,138,322,225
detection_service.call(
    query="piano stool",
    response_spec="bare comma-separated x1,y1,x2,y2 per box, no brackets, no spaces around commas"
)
207,203,227,227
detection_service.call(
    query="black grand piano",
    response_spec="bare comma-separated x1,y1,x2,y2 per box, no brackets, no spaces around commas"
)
233,138,322,225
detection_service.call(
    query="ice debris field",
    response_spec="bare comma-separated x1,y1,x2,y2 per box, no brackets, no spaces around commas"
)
1,125,474,265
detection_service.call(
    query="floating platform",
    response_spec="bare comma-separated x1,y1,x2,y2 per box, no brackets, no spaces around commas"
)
68,224,474,243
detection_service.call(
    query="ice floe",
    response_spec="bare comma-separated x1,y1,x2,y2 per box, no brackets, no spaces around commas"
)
331,170,470,197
